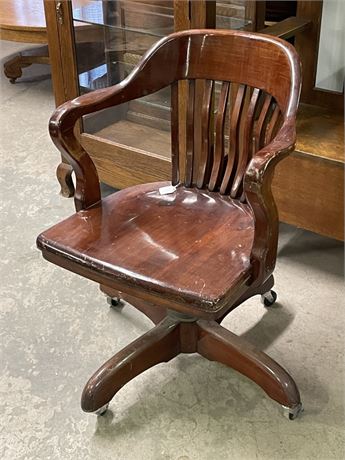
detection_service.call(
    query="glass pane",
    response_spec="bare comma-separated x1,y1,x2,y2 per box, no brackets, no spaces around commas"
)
71,0,174,159
72,0,174,37
315,0,345,92
216,1,252,30
82,87,171,158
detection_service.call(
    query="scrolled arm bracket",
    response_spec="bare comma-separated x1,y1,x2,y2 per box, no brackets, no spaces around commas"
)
49,103,101,211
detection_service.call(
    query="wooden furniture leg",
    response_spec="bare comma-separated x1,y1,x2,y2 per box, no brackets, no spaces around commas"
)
197,320,302,419
56,161,75,198
80,306,302,419
81,316,180,413
3,45,49,83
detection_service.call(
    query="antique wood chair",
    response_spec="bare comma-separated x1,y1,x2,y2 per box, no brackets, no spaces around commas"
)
37,30,303,420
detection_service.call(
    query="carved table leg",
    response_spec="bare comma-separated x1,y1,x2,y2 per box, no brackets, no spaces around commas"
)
3,46,50,84
56,161,75,198
4,55,31,83
81,316,180,413
197,320,302,416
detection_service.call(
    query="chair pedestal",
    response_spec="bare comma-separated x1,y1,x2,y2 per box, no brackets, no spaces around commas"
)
81,297,302,420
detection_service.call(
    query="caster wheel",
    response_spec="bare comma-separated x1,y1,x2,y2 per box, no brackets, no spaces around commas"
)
107,296,122,308
261,290,277,307
9,78,16,84
282,403,303,420
94,403,109,416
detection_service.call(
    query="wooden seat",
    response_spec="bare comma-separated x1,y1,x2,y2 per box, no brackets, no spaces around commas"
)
37,30,303,420
37,182,254,314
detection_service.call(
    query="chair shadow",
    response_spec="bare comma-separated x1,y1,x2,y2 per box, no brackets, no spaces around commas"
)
238,303,294,351
277,225,344,278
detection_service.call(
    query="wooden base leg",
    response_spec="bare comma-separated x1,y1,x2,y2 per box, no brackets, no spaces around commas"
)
56,161,75,198
80,299,301,418
197,320,301,413
81,316,180,413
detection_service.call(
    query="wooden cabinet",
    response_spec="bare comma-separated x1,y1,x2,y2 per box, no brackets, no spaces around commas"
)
44,0,344,240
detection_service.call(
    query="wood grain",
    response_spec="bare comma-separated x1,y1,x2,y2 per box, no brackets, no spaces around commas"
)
273,153,344,241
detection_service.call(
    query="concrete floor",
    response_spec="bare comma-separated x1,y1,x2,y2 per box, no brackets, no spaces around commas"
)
0,40,344,460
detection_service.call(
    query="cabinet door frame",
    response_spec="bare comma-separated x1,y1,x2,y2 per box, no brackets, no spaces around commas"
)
294,0,343,112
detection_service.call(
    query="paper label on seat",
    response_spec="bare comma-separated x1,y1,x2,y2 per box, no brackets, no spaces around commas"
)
159,185,177,195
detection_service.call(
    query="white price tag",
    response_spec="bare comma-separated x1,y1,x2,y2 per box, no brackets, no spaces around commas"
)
159,185,177,195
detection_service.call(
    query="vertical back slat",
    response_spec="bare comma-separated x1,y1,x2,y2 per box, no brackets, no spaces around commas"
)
265,104,281,145
196,79,214,188
173,77,282,197
185,79,195,187
208,81,230,191
171,81,179,185
220,83,245,194
231,87,260,198
192,80,206,185
253,93,272,152
265,104,280,145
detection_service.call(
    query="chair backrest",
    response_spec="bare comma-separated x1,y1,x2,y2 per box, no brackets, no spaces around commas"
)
124,29,301,199
52,29,301,212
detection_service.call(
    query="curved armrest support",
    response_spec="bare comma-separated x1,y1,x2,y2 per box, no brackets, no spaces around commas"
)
48,34,187,211
49,83,139,211
244,120,296,284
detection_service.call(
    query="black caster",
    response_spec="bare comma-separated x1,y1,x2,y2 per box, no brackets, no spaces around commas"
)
93,403,109,416
282,403,303,420
261,290,277,307
106,296,122,308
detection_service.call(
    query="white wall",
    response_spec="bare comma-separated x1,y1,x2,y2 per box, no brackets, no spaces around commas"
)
315,0,345,92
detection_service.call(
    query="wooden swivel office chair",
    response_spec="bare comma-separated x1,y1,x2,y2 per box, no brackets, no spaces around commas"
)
37,30,303,420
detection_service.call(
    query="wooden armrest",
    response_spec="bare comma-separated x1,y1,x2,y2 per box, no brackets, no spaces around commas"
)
49,72,170,210
244,121,296,284
54,85,146,209
245,122,296,185
259,17,311,40
49,75,157,211
49,33,184,211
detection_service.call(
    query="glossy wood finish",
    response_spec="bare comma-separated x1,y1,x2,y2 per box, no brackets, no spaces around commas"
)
38,183,254,316
82,315,180,413
81,315,300,414
38,30,303,417
197,320,300,408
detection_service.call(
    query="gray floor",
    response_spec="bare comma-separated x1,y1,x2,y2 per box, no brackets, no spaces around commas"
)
0,40,344,460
